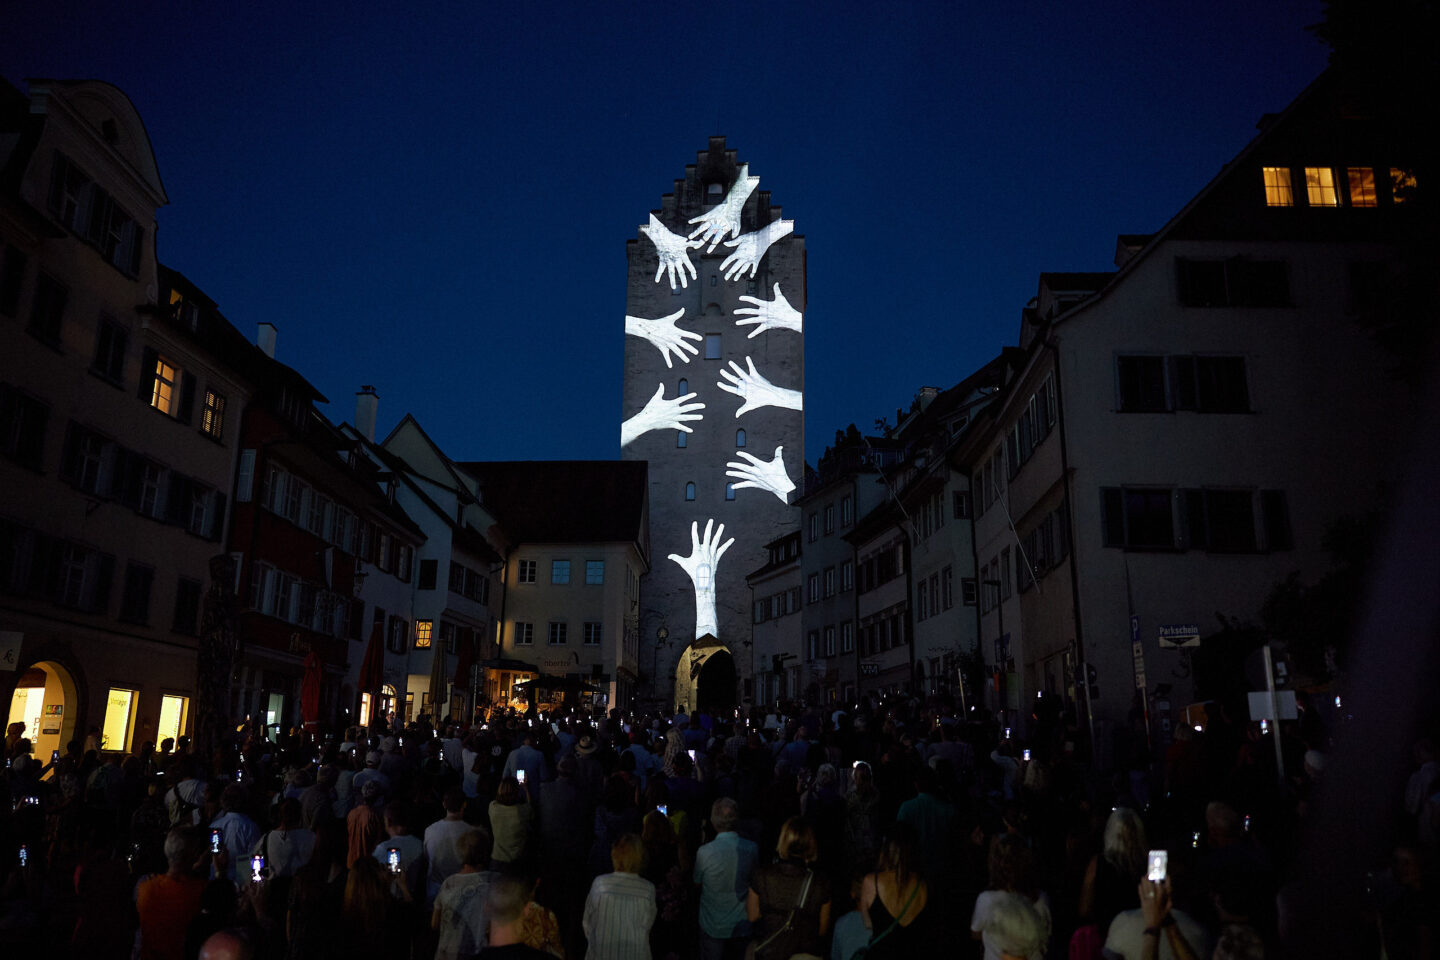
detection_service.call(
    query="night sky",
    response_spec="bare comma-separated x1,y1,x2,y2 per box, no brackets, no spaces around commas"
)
2,1,1330,466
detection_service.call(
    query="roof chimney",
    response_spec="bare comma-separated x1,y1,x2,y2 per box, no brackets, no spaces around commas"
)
256,322,277,358
355,386,379,442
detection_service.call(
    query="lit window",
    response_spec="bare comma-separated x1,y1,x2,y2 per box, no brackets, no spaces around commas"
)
1305,167,1338,207
102,687,136,752
157,695,188,746
201,390,226,439
415,619,433,648
1262,167,1293,207
151,357,178,414
1390,167,1416,202
725,483,736,501
551,560,570,585
586,560,604,584
704,334,722,359
685,482,696,501
736,428,746,447
1346,167,1377,207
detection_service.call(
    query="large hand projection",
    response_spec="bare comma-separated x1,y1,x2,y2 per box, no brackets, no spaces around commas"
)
721,218,794,281
642,213,703,289
687,163,760,253
621,383,705,447
717,356,804,417
668,519,734,640
725,446,795,503
625,309,703,368
733,283,803,338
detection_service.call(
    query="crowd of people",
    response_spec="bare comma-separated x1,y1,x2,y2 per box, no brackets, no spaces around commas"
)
2,692,1437,960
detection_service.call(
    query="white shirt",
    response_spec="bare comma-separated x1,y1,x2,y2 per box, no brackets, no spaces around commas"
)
1104,907,1212,960
583,870,656,960
971,889,1051,960
424,816,472,903
252,827,316,880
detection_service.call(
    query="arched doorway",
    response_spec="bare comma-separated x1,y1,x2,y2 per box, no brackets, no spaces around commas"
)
696,649,737,713
7,660,79,761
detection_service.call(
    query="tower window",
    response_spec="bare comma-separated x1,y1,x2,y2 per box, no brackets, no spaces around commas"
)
736,429,746,447
685,482,696,501
678,378,688,395
726,483,736,501
705,334,721,359
677,432,687,448
706,182,723,199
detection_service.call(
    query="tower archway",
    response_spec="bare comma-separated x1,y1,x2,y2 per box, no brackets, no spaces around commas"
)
673,639,737,714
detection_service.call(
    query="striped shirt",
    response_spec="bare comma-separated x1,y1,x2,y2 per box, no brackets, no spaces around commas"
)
582,870,656,960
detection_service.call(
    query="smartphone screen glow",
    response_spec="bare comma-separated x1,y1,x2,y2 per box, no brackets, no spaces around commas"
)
1147,850,1167,882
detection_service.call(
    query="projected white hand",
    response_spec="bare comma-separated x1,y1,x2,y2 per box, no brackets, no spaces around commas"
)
625,309,702,368
687,163,760,253
642,213,702,289
733,283,803,338
668,519,734,640
716,356,804,418
725,446,795,503
720,218,794,281
620,384,705,447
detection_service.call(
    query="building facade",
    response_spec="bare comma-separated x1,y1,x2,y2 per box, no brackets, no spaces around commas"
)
621,137,804,712
745,531,802,707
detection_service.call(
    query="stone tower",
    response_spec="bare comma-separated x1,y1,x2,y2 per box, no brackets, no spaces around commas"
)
621,137,804,713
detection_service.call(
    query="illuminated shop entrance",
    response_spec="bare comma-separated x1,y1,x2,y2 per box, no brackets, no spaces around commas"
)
7,661,78,761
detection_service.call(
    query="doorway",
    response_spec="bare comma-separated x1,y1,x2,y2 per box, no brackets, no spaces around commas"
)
7,660,78,762
696,648,737,713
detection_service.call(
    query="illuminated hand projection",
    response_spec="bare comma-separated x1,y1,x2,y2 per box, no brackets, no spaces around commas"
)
717,356,804,418
720,218,794,281
620,383,705,447
726,446,795,503
687,163,760,253
642,213,702,289
625,309,702,368
733,283,803,338
668,519,734,640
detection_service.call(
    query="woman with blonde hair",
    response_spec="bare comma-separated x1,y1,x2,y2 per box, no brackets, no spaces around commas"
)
747,816,831,959
1078,806,1146,937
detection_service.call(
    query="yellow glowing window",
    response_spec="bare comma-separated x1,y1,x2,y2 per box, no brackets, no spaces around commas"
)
1347,168,1377,207
1305,167,1339,207
201,390,226,438
157,695,188,746
1390,168,1416,203
151,358,177,414
1262,167,1293,207
415,619,433,648
101,687,136,752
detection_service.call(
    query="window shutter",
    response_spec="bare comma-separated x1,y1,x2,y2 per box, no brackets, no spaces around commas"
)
236,449,256,502
177,371,197,424
210,492,227,541
138,346,158,401
1101,488,1124,546
91,553,115,614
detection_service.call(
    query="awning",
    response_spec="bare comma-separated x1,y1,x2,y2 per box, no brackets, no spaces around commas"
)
514,674,598,693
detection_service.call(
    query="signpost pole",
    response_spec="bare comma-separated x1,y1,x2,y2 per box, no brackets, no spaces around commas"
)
1263,643,1285,784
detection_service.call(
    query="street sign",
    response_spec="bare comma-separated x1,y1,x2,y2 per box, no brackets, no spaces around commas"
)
1132,640,1147,689
1158,623,1201,648
1130,615,1140,645
859,662,878,677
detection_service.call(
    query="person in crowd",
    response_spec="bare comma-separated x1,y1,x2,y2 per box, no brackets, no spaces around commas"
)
434,828,501,960
253,797,315,883
514,871,565,958
896,765,961,897
844,760,881,875
372,798,424,895
340,854,412,960
747,816,831,960
352,750,390,797
829,875,871,960
346,779,387,867
210,784,260,888
425,786,474,905
478,874,555,959
1079,806,1146,938
70,822,137,957
582,832,657,959
285,819,348,960
137,826,207,960
490,775,535,871
859,823,931,958
184,879,238,960
1108,875,1211,960
983,892,1050,960
503,730,552,786
590,773,642,877
694,796,759,960
300,762,338,829
538,755,591,867
972,833,1052,960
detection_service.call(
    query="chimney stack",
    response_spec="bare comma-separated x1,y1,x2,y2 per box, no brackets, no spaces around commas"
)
256,322,277,358
355,385,379,442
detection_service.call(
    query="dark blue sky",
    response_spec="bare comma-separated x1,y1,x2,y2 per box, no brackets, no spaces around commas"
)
2,1,1330,465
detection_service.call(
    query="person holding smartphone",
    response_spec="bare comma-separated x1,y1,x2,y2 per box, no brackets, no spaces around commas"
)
488,776,535,871
370,798,423,894
1102,872,1212,960
135,826,207,960
208,784,260,887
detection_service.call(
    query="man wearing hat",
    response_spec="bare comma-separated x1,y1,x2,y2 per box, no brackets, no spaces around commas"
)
353,750,390,798
573,733,605,807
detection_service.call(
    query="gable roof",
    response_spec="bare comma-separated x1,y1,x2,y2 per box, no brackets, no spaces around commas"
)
455,460,648,544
